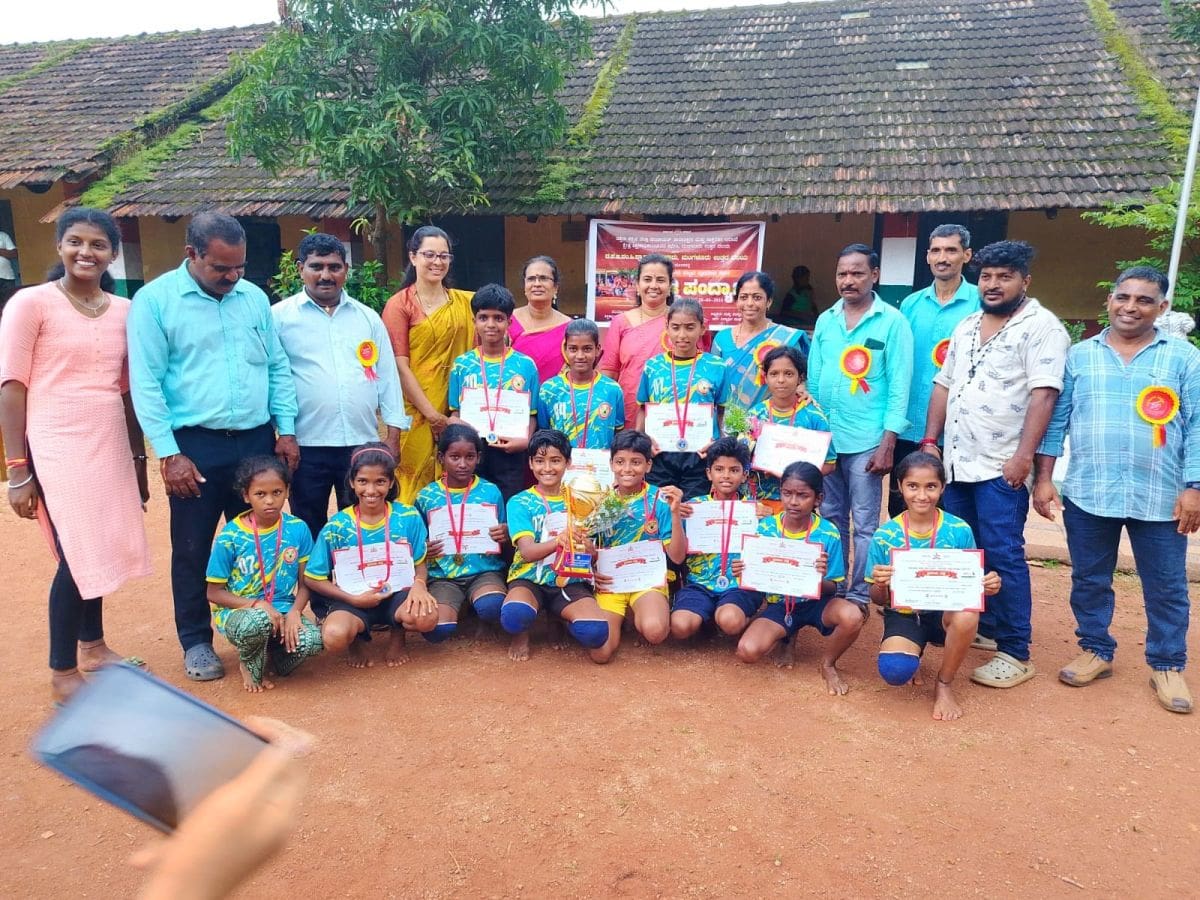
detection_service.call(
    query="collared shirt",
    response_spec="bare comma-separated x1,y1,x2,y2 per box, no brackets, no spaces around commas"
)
272,290,409,447
127,260,298,457
934,298,1069,483
898,278,980,442
1039,327,1200,521
808,293,914,454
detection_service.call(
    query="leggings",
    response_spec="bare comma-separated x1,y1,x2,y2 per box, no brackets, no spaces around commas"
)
222,607,323,684
48,537,103,671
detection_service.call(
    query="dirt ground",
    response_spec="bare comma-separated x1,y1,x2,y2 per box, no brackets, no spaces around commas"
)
3,494,1199,900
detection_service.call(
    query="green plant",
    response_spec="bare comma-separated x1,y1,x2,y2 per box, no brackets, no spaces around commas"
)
1064,320,1087,344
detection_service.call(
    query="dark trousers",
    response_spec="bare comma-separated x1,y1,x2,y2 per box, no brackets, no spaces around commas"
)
887,438,923,518
648,451,709,501
479,445,529,503
169,424,275,651
48,526,103,670
289,445,356,539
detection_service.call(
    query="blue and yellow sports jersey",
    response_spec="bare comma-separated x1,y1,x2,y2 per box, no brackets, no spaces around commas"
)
307,501,428,582
636,352,730,440
506,487,586,586
755,512,844,603
599,485,674,548
537,372,625,449
448,347,540,411
747,397,837,500
206,512,313,631
683,494,751,591
415,476,506,579
864,510,977,582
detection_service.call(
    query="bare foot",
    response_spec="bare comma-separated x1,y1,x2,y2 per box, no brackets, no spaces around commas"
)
509,632,531,662
51,668,86,705
548,619,569,651
910,667,925,687
346,641,373,669
820,661,849,695
77,640,126,673
239,662,275,693
472,620,494,644
385,630,411,667
932,679,964,721
771,640,796,669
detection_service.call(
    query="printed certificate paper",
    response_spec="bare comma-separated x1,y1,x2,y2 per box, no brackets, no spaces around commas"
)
738,536,822,598
564,447,615,489
642,403,714,453
752,423,833,476
459,387,531,441
332,541,416,594
684,500,758,554
596,540,667,593
426,503,501,555
889,548,985,612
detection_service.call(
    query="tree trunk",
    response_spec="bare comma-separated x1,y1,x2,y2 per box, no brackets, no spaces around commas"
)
371,203,389,283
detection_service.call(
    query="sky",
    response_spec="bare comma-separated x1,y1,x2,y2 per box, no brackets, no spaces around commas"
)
5,0,794,44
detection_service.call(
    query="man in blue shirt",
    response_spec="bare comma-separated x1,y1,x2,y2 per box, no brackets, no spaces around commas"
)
890,224,979,516
1034,266,1200,714
128,212,299,682
272,233,408,550
808,244,913,609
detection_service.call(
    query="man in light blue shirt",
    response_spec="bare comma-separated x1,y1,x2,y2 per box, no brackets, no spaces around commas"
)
128,212,299,682
273,232,409,549
1034,266,1200,713
809,243,913,609
890,224,979,516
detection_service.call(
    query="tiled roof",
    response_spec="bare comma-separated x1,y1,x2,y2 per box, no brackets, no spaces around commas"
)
0,25,269,188
1111,0,1200,109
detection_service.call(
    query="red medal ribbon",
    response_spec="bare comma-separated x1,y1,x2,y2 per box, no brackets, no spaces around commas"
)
353,503,392,590
781,513,818,619
568,374,597,448
251,515,285,608
670,356,700,446
718,498,735,582
901,509,941,550
477,349,507,438
442,478,471,558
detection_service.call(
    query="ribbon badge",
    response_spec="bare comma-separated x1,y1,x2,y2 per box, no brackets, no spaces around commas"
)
839,344,872,394
752,340,783,386
356,340,380,382
932,338,950,369
1136,385,1179,448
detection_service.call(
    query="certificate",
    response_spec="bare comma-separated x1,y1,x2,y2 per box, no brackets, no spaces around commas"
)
738,536,822,599
684,500,758,555
889,548,985,612
426,503,501,556
564,447,614,489
332,541,416,594
752,423,833,476
643,402,713,453
534,511,569,578
596,540,667,593
459,386,531,441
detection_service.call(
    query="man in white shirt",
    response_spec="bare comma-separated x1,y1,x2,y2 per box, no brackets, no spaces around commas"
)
0,229,18,311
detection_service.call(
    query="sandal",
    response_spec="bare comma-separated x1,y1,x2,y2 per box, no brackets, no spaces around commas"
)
183,643,225,681
1149,669,1193,714
970,651,1036,688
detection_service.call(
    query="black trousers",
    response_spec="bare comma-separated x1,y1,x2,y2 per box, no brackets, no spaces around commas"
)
47,525,103,670
478,445,530,503
289,445,356,539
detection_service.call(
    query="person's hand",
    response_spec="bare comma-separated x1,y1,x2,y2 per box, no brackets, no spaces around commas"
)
495,435,529,454
794,385,812,406
592,570,614,591
731,559,745,578
1174,488,1200,534
402,584,437,618
259,602,285,636
814,550,828,577
488,522,509,544
755,502,771,518
983,570,1002,596
135,459,151,506
696,441,712,459
1001,453,1033,489
428,412,450,438
677,501,694,520
658,485,683,512
649,437,662,457
384,429,402,461
1032,479,1061,521
350,590,386,610
7,470,38,519
134,717,312,900
426,537,445,559
871,564,893,588
281,608,302,653
865,442,895,475
161,454,206,499
274,436,300,474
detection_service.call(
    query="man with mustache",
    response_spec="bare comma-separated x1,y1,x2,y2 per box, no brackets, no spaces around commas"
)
273,233,408,599
922,240,1070,689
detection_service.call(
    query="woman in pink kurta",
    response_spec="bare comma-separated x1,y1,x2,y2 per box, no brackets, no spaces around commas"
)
0,208,151,705
510,255,571,384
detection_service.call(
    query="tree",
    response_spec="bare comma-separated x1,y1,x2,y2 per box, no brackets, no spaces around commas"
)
226,0,596,278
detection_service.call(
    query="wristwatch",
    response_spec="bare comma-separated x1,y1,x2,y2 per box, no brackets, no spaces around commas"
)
1186,482,1200,491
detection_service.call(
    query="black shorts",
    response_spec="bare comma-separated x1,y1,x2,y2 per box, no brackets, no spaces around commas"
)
507,579,593,617
428,571,507,613
326,590,408,639
881,608,946,652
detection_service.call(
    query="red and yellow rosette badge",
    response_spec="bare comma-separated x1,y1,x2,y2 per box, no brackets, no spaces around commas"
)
356,339,380,382
752,340,783,386
1136,385,1179,448
840,344,872,394
932,338,950,369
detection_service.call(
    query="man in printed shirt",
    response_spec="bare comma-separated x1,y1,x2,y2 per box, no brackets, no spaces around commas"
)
1034,266,1200,713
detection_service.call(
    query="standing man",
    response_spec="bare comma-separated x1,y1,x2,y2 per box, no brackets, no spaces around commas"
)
923,240,1069,689
809,243,913,612
890,224,979,516
0,227,17,312
1034,266,1199,713
273,232,408,543
128,212,299,682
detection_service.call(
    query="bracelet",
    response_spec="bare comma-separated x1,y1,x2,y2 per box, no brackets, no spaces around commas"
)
917,438,939,447
5,457,29,468
133,454,148,462
7,474,34,489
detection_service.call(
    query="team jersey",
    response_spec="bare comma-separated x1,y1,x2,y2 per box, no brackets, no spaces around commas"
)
683,494,750,591
864,510,977,584
506,487,586,586
636,351,730,441
747,397,837,500
537,372,625,449
415,476,507,579
307,501,428,585
448,347,540,412
599,484,674,548
206,512,313,631
754,512,844,603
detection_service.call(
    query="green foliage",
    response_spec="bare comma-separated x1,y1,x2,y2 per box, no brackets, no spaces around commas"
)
1064,320,1088,344
1167,0,1200,44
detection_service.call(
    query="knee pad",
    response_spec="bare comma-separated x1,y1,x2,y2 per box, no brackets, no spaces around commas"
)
568,619,609,649
878,651,920,686
422,622,457,644
500,600,538,634
472,591,505,624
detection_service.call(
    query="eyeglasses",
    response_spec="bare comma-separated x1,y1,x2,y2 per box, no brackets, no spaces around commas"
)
524,274,555,284
737,292,768,302
416,250,453,263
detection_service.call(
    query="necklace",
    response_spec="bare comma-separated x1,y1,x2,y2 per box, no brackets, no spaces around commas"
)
967,300,1027,381
58,278,108,317
735,320,768,347
414,285,447,314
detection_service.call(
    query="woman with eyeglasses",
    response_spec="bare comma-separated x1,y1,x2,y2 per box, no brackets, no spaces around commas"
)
382,226,475,503
509,255,571,384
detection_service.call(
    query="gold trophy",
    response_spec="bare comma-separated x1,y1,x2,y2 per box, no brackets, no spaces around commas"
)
552,473,609,583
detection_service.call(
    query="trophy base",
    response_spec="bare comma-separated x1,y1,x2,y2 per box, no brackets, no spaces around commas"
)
551,548,593,581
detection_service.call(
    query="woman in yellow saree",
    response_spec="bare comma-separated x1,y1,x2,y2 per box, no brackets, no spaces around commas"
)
382,226,474,503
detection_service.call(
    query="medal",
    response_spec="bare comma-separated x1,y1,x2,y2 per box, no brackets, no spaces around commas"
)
251,514,285,608
715,498,735,594
377,582,394,597
453,554,466,566
354,503,392,592
443,479,471,564
670,354,700,452
645,519,659,535
676,438,689,451
784,613,794,628
715,575,731,591
784,597,795,629
486,431,498,444
477,349,507,446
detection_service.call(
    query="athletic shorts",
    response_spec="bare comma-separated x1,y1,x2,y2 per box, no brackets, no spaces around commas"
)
326,590,409,639
881,608,946,651
428,571,507,613
595,585,669,617
507,579,593,617
672,583,760,622
758,597,834,638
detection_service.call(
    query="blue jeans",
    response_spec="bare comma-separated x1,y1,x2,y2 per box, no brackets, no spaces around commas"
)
289,445,356,540
943,477,1032,661
1063,498,1189,670
820,448,883,604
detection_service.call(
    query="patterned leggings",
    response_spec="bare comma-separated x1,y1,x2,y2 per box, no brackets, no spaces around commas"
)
222,608,323,684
